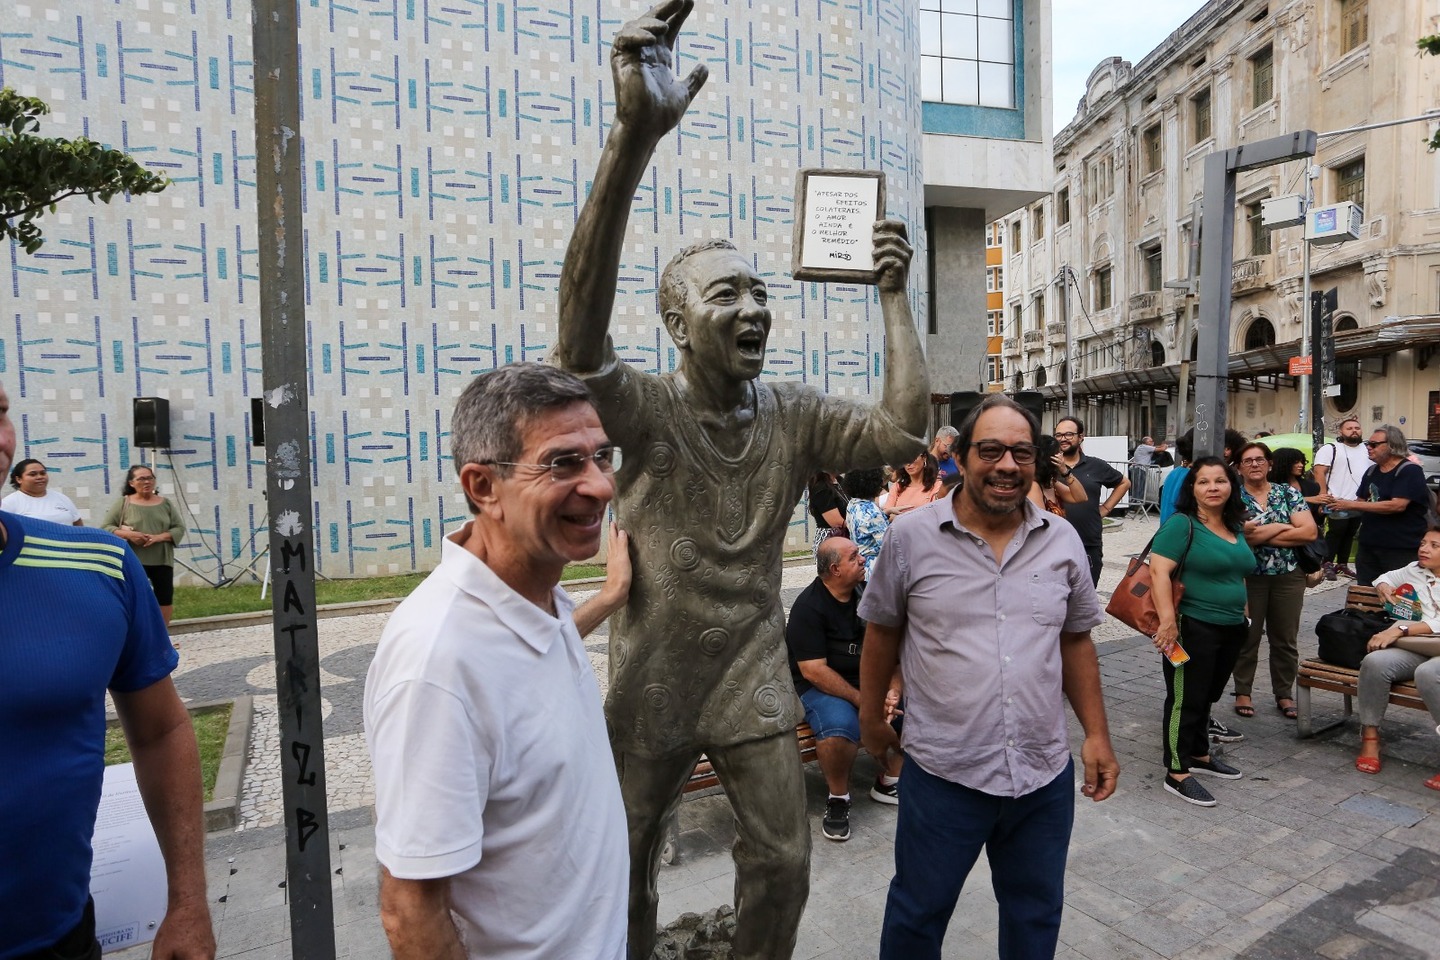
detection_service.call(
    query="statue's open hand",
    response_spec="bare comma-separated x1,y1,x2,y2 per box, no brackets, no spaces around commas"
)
611,0,709,140
873,219,912,293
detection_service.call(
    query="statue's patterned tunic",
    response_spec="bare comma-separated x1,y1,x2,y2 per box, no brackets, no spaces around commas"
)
581,348,924,759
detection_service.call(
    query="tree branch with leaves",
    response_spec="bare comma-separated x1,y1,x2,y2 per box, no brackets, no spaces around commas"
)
1422,36,1440,151
1,88,170,253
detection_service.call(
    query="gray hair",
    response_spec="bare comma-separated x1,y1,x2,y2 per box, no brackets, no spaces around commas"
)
450,363,594,487
1374,424,1408,460
934,426,958,442
658,239,740,318
816,537,843,576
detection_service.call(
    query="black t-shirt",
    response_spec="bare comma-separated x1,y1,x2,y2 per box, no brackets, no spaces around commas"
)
785,578,865,694
1357,461,1432,551
807,480,846,528
1066,454,1126,549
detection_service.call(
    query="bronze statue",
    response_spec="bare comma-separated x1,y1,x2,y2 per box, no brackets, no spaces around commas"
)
554,3,930,957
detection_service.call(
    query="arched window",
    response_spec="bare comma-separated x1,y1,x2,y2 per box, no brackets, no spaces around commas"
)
1013,371,1024,392
1150,341,1165,367
1188,334,1198,363
1059,360,1069,382
1035,366,1048,388
1243,317,1276,350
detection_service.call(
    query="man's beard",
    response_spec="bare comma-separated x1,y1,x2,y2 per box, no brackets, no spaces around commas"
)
966,474,1025,515
1341,435,1362,445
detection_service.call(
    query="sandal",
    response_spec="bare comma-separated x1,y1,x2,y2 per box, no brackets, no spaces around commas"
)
1356,733,1382,775
1276,699,1298,720
1234,696,1255,718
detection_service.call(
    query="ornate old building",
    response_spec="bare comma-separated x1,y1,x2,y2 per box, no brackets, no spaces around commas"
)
998,0,1439,441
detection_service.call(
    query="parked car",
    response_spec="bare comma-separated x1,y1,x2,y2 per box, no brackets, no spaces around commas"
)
1408,440,1440,493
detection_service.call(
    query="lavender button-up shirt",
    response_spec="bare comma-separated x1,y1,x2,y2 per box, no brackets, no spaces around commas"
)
857,492,1104,798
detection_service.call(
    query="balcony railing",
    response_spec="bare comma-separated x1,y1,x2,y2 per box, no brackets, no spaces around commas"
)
1128,291,1161,318
1232,257,1269,292
1023,329,1044,345
1046,321,1065,336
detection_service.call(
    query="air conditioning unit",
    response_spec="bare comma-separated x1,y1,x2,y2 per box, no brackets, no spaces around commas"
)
1260,195,1305,229
1305,202,1363,245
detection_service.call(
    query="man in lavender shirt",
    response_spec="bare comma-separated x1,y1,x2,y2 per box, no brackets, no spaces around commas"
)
858,394,1120,960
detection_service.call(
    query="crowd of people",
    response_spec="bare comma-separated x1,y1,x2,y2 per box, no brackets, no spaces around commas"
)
3,455,188,624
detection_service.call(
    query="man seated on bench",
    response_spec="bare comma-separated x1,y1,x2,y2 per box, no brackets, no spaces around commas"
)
1354,522,1440,790
786,537,902,842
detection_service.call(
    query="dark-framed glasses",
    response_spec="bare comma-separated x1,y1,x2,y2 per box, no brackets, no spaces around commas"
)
486,446,621,481
1239,456,1268,466
973,441,1039,465
1362,441,1384,449
1053,431,1078,440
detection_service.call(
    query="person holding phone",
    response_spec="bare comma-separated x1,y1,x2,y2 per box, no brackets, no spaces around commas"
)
1148,457,1255,807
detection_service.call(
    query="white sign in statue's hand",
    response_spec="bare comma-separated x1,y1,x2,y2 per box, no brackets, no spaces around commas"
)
611,0,709,142
873,219,912,293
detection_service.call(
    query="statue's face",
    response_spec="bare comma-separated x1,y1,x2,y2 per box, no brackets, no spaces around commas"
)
673,249,772,381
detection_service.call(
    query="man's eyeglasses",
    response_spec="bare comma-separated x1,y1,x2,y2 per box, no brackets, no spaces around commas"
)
1053,431,1078,440
485,446,621,481
973,441,1039,465
1363,441,1384,449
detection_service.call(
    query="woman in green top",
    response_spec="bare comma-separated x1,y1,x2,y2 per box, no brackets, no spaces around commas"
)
102,464,187,625
1148,457,1256,808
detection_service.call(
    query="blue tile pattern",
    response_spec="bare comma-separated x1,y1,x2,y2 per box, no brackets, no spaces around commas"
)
1,0,924,578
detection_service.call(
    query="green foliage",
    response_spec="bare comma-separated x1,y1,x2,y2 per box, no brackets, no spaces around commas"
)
1423,37,1440,151
1,88,170,253
106,703,233,802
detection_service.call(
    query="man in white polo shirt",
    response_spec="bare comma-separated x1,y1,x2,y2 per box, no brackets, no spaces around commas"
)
365,362,629,959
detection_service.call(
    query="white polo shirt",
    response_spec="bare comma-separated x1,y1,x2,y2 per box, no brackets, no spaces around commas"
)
364,523,628,959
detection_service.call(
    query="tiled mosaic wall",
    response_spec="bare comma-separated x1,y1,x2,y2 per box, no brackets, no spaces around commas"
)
1,0,925,580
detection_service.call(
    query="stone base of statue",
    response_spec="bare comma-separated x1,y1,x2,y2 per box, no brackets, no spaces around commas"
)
650,905,737,959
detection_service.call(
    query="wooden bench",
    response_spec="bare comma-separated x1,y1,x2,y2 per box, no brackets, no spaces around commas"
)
682,722,820,794
1296,585,1428,737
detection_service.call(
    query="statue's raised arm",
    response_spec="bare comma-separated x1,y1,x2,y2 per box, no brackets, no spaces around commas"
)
555,0,708,374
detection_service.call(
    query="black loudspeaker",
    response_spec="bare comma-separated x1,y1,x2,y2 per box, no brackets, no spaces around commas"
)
950,391,984,432
133,397,171,448
1013,390,1045,427
950,390,1045,433
250,398,266,447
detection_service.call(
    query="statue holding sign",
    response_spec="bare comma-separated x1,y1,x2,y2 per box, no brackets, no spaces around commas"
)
554,3,929,957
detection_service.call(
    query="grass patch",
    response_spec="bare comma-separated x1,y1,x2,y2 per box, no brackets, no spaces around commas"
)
173,563,610,620
106,703,233,803
171,552,810,621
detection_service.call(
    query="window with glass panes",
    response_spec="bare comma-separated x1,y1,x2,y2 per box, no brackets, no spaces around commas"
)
1143,125,1162,175
987,265,1004,292
1056,187,1070,225
1034,294,1046,329
987,309,1003,335
1142,245,1162,290
1192,89,1212,143
1339,0,1367,55
1247,202,1271,255
987,355,1004,384
1336,158,1364,207
919,0,1016,109
1095,267,1113,310
1032,205,1044,240
1251,46,1273,107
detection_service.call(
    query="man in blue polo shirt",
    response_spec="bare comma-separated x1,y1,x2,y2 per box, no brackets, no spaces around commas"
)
0,380,214,960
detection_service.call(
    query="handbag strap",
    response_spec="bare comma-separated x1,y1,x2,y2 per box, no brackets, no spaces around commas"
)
1134,515,1195,576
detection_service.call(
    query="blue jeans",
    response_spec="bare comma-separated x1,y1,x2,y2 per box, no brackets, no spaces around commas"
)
880,756,1075,960
799,687,861,742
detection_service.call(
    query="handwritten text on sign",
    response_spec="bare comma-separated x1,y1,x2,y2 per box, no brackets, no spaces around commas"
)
800,175,878,271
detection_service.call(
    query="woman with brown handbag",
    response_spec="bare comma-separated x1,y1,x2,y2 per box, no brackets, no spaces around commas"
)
1148,456,1255,808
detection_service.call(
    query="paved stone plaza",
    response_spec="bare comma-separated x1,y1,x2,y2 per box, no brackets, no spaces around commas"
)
115,516,1440,959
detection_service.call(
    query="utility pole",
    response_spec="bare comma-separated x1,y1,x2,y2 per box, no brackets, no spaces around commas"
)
1297,164,1317,433
252,2,336,956
1194,131,1317,459
1164,200,1202,436
1057,266,1074,417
